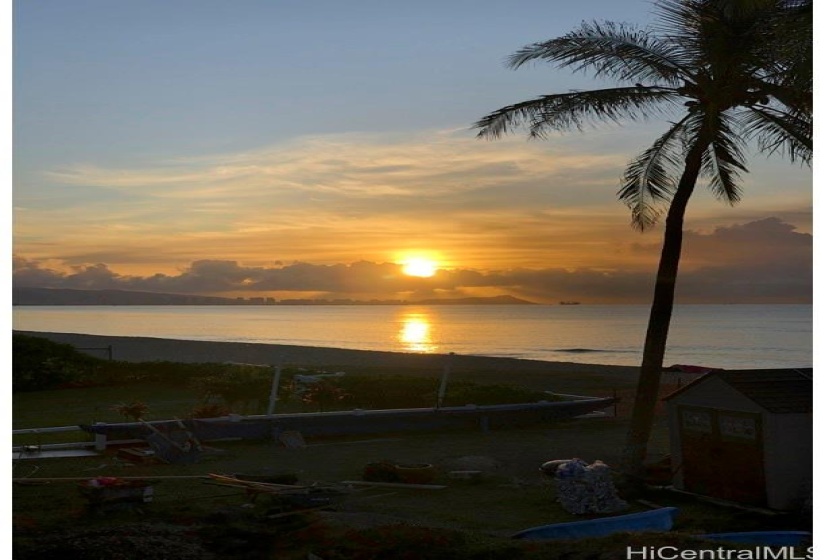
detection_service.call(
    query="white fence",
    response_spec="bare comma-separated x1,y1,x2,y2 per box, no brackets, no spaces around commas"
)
14,423,149,454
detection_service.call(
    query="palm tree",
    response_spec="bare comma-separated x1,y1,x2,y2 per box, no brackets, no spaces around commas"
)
474,0,811,479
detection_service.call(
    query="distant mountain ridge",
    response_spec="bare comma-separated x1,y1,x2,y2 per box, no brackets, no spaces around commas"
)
13,287,535,306
414,295,532,305
13,287,235,306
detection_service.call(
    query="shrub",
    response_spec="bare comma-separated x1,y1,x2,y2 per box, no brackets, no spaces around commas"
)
319,375,553,410
336,375,440,409
110,401,150,421
12,334,100,392
189,403,232,418
190,364,276,414
442,382,557,406
299,379,350,411
91,361,220,387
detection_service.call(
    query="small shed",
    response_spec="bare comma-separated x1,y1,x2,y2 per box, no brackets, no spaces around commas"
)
664,368,812,510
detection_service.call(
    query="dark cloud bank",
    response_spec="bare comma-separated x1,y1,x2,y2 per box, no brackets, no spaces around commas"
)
13,218,811,304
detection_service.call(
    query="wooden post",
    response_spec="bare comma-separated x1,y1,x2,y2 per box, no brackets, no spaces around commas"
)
266,363,283,416
479,416,490,433
436,353,454,409
93,422,107,451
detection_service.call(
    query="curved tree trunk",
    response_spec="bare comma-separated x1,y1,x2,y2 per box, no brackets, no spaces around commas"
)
621,136,710,481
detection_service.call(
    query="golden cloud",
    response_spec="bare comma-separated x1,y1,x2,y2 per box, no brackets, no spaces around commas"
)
16,128,811,276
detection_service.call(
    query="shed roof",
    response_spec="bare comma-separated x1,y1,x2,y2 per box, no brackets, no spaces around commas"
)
663,368,812,413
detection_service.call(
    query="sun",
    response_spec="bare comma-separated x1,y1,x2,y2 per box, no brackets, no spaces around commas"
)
401,257,438,278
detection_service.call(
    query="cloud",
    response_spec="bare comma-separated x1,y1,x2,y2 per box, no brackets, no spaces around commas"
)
16,128,642,273
16,127,811,278
13,218,811,303
683,218,811,266
40,129,627,204
674,218,812,302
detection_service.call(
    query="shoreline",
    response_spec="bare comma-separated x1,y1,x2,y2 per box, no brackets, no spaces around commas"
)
14,330,641,394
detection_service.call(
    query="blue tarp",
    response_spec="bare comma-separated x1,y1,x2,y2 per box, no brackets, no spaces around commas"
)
512,507,678,541
698,531,812,546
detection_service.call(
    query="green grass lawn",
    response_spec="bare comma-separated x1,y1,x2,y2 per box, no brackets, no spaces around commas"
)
13,357,811,559
14,416,809,559
14,383,202,429
14,413,797,531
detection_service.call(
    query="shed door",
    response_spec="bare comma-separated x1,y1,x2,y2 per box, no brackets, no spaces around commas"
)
678,406,766,505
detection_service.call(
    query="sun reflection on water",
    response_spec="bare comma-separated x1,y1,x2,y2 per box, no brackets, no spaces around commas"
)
398,312,438,353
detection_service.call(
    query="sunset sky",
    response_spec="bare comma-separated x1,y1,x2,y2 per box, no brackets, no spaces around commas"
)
12,0,812,303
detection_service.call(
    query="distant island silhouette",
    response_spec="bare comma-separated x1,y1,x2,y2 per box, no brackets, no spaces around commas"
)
12,287,535,306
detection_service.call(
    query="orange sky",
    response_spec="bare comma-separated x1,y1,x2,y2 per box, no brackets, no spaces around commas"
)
12,1,813,304
14,128,811,278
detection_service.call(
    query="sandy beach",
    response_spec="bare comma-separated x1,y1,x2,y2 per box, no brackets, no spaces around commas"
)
15,330,641,395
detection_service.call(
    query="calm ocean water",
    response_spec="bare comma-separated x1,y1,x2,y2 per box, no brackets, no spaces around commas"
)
12,304,811,369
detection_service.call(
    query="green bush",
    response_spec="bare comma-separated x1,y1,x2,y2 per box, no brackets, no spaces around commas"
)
442,382,560,406
91,361,229,387
336,375,439,409
288,374,554,411
12,334,100,392
189,402,233,418
110,401,150,421
190,364,279,414
299,379,350,411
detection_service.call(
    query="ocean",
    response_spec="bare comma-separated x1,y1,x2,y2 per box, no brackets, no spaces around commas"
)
12,304,811,370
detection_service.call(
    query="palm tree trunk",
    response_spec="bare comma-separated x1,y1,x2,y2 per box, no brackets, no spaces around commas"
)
621,137,709,481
